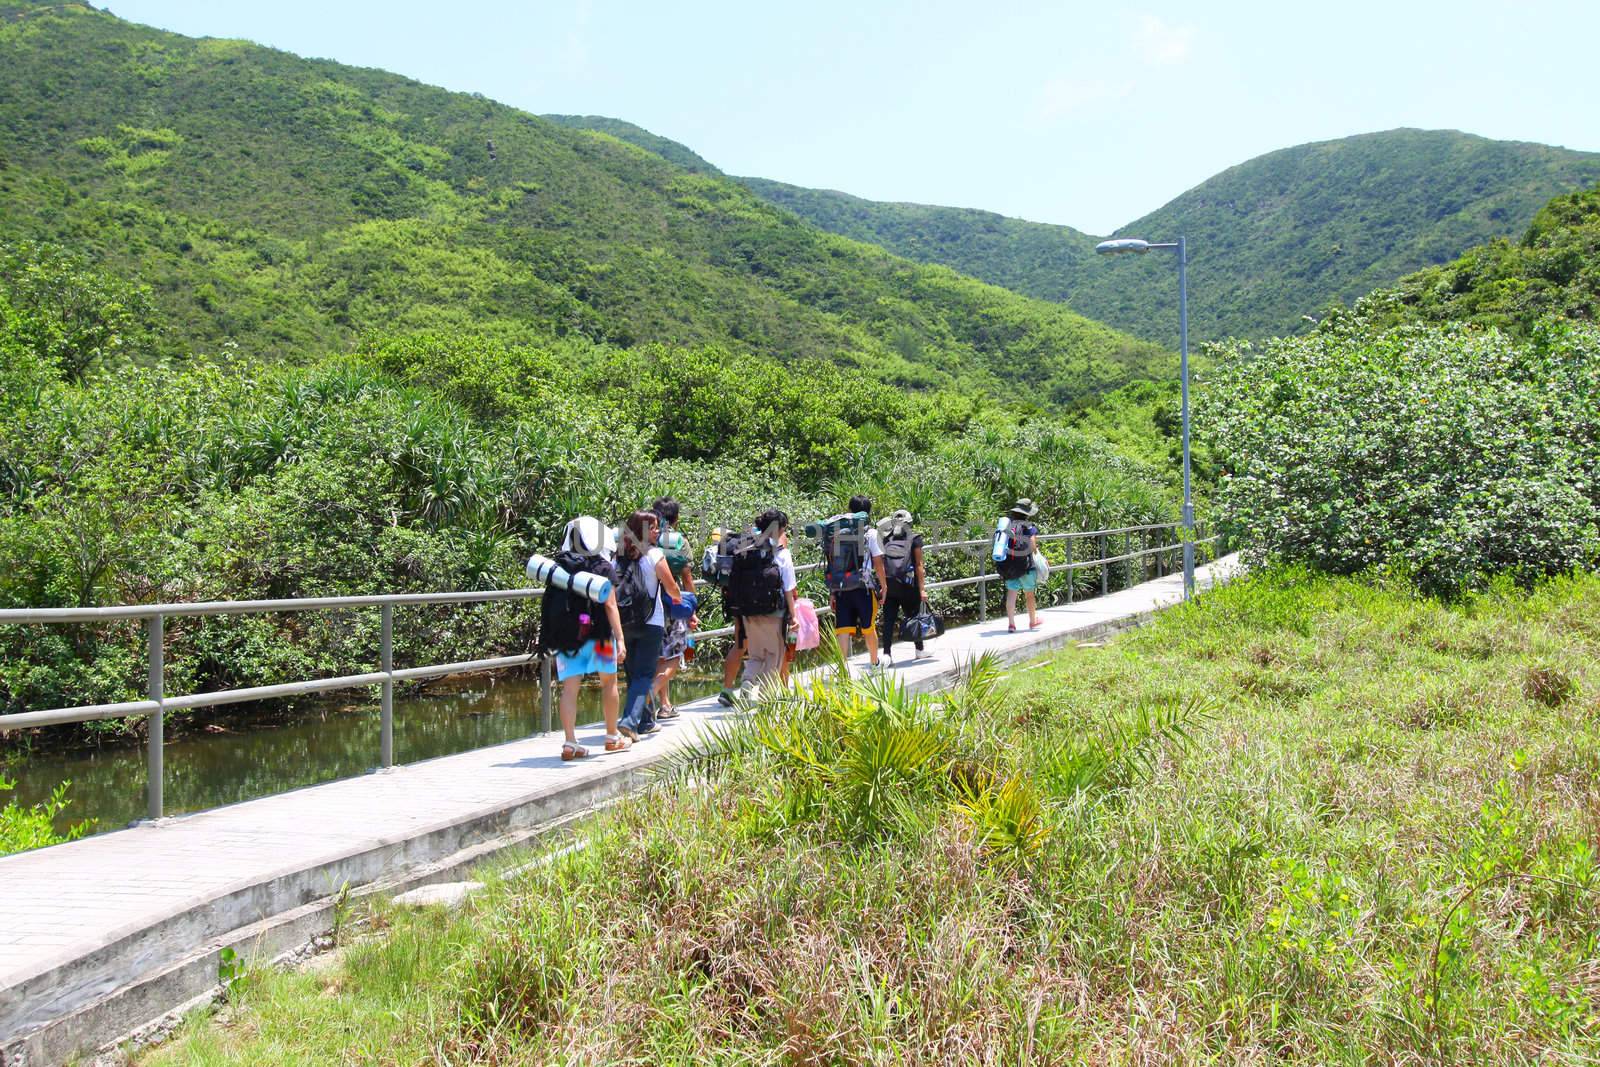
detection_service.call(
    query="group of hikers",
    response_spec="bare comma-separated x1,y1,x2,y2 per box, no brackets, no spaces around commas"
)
536,495,1047,761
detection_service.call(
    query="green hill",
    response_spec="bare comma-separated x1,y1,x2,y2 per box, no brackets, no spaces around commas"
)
721,132,1600,343
1367,180,1600,332
0,2,1167,406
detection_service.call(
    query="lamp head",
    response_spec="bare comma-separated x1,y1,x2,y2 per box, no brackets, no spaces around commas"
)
1096,238,1150,255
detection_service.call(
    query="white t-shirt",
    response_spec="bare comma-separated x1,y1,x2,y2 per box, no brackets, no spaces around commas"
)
775,546,798,594
628,546,667,628
863,528,884,559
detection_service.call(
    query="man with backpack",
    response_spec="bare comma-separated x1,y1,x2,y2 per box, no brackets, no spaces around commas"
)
708,509,797,702
996,498,1043,633
817,494,889,671
877,508,930,663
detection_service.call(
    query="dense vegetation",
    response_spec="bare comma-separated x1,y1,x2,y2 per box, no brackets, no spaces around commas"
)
0,1,1167,407
1370,180,1600,332
729,132,1600,344
1206,317,1600,593
0,240,1176,737
1203,169,1600,595
145,569,1600,1063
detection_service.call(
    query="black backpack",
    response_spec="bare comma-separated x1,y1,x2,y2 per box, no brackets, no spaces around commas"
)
614,552,658,629
882,528,919,594
819,515,871,592
995,522,1037,580
725,530,784,617
538,552,615,654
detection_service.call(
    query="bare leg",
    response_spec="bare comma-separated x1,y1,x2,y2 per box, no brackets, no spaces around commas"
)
863,626,880,666
560,677,582,743
653,657,679,708
722,633,744,689
1006,588,1018,628
600,673,620,736
835,630,853,661
1025,590,1039,627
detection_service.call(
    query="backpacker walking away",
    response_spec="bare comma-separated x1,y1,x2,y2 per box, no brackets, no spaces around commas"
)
995,498,1043,633
615,509,684,740
877,508,930,662
813,494,888,671
737,508,798,688
650,497,698,721
536,516,630,760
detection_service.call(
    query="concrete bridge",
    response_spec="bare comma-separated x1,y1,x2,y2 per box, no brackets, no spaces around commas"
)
0,537,1237,1065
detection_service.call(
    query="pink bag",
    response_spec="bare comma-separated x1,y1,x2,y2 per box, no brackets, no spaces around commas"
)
793,597,821,651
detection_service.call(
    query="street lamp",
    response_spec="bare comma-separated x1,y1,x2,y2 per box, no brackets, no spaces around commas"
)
1095,234,1194,600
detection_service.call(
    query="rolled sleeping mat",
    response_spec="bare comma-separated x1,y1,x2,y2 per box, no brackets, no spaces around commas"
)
803,511,869,539
991,515,1011,562
526,554,613,603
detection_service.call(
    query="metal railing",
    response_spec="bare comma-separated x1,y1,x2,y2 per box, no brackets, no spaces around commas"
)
0,520,1214,820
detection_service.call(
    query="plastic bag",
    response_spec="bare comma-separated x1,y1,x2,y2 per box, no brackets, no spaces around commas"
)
793,597,821,651
1031,550,1051,584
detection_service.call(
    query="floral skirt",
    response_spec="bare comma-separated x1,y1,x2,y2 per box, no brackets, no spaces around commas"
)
660,615,691,661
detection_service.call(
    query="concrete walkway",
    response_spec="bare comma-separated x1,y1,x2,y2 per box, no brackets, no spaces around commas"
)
0,555,1239,1062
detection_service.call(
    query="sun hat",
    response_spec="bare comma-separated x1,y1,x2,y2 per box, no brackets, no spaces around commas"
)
880,508,914,535
561,516,615,557
1008,498,1039,519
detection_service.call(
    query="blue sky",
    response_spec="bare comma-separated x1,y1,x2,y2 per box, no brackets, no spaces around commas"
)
110,1,1600,233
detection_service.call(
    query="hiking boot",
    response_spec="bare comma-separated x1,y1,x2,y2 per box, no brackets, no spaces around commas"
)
716,688,736,707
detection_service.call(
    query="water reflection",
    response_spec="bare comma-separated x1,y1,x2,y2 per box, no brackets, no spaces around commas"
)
7,672,722,837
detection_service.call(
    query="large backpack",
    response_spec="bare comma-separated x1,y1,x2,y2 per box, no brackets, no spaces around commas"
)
995,521,1037,580
724,530,784,617
538,552,615,654
881,527,919,595
701,530,733,587
613,552,658,629
818,514,871,592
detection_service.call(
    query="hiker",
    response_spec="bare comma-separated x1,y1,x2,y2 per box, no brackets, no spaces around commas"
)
650,497,698,720
997,498,1043,632
877,508,930,663
776,521,801,683
820,494,888,671
702,525,750,707
739,508,799,687
540,517,630,760
615,510,684,740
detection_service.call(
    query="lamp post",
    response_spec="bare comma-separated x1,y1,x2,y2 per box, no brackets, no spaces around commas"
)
1095,235,1194,600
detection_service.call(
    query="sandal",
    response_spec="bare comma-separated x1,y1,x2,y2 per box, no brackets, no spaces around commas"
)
605,734,632,753
657,704,679,720
1029,619,1043,630
1008,623,1017,634
561,742,589,762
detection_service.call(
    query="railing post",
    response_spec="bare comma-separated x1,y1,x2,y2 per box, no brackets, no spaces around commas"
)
1125,531,1135,589
1099,535,1109,597
540,654,554,735
978,577,988,623
146,613,163,821
380,603,394,769
1065,536,1074,603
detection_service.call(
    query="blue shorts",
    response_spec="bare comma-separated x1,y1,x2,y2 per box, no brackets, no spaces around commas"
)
555,639,618,681
1004,571,1038,593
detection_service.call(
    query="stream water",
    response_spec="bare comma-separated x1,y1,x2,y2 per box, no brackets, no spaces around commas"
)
5,671,723,838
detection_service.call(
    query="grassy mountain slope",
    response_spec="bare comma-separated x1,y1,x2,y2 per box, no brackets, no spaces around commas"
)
0,2,1167,405
1367,179,1600,332
721,132,1600,343
542,114,721,175
1079,129,1600,342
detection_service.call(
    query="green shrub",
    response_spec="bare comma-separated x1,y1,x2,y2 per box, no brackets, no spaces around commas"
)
1206,319,1600,593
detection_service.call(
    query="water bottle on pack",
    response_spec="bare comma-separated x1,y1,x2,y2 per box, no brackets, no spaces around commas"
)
526,554,613,603
991,515,1011,563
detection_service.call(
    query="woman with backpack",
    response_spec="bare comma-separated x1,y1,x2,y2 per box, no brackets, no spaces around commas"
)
615,510,684,740
649,497,697,720
541,516,630,761
998,498,1043,633
877,509,930,663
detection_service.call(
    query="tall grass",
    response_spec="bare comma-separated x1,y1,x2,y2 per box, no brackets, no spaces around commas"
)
144,568,1600,1063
